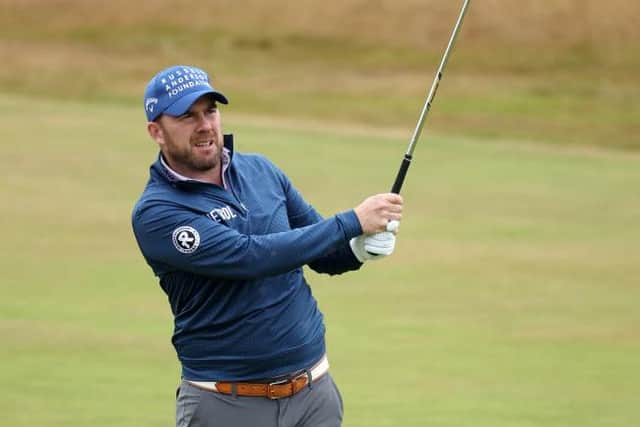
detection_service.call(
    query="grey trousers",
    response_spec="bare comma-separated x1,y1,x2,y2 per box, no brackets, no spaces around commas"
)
176,373,344,427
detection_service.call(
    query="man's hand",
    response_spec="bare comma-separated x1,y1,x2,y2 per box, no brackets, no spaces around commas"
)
354,193,403,234
349,221,399,263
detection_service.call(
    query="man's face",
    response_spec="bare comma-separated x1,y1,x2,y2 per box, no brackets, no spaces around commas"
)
147,95,224,180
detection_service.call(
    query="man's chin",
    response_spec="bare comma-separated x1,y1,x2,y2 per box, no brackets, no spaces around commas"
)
192,156,219,172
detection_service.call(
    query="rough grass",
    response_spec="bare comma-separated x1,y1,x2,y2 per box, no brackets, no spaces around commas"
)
1,93,639,426
1,0,639,149
4,0,640,49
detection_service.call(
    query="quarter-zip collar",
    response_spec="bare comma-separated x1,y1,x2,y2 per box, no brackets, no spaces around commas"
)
149,134,247,214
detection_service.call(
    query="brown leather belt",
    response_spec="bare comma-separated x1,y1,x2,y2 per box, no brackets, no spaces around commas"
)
187,355,329,400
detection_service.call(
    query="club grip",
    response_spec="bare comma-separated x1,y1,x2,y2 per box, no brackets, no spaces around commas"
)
390,155,412,194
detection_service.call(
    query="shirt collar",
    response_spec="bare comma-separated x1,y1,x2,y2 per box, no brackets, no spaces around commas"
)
159,147,231,188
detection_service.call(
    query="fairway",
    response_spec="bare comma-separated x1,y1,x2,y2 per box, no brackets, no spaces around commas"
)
1,94,639,426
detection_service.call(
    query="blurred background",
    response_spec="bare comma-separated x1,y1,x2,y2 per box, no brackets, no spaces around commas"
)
2,0,639,148
1,1,639,426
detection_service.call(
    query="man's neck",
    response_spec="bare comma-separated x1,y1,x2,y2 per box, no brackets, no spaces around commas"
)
160,155,222,186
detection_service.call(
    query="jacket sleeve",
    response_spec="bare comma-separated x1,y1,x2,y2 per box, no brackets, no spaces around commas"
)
277,168,363,275
132,200,362,280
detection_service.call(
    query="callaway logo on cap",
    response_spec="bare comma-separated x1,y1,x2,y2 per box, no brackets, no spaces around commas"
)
143,65,229,121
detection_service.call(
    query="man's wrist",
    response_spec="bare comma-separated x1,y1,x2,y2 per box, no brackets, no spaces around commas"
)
349,236,368,263
336,210,364,240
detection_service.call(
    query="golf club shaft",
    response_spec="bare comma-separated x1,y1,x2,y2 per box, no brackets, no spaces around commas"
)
390,0,471,194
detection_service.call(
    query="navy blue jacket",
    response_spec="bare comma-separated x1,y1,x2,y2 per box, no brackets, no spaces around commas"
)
132,135,363,381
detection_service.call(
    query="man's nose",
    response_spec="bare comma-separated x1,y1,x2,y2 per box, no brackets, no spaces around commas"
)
194,113,214,131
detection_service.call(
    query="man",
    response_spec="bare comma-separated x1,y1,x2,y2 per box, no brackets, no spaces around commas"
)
132,65,403,427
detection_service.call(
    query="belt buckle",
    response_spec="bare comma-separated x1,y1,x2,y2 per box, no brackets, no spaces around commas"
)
266,378,290,400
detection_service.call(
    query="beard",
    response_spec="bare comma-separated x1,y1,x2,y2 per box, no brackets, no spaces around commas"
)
166,143,220,172
160,128,223,175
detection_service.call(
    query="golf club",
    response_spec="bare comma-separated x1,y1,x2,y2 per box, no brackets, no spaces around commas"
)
390,0,471,194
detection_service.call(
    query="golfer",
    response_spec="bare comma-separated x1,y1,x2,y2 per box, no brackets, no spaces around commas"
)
132,65,403,427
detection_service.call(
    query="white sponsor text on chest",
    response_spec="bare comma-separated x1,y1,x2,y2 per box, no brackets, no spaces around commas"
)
210,205,237,222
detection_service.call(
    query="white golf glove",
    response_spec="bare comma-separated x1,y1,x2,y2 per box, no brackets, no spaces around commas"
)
349,221,400,262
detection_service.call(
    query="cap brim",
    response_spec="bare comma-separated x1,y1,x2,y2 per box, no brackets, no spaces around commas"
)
163,89,229,117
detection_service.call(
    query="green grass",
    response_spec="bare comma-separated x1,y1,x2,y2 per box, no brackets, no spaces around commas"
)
1,1,639,150
1,93,639,426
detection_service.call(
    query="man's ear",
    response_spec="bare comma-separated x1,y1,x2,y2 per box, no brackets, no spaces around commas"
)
147,121,164,146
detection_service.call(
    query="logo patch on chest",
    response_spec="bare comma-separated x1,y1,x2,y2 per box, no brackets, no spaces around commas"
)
172,226,200,253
